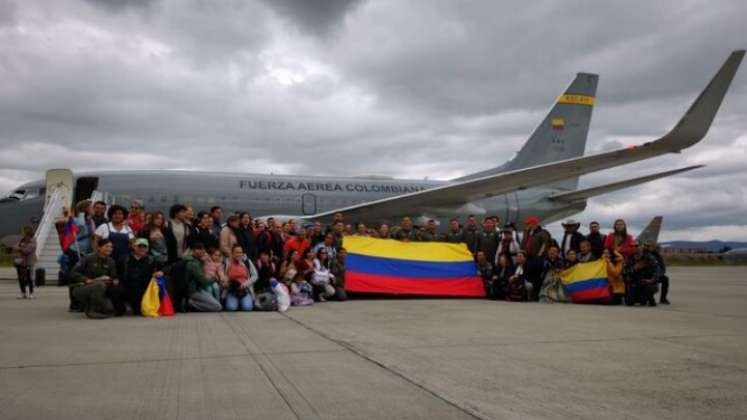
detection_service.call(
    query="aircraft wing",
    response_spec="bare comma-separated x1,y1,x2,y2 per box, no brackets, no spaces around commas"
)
547,165,704,203
312,50,744,221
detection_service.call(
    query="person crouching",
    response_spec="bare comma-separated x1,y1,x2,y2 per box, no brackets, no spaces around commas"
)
622,241,660,307
311,248,336,302
225,244,257,311
69,239,126,318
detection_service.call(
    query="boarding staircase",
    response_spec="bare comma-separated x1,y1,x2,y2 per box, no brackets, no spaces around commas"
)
33,189,65,284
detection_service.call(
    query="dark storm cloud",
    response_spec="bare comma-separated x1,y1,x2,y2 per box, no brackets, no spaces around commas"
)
84,0,157,12
0,0,745,240
0,0,16,26
261,0,365,35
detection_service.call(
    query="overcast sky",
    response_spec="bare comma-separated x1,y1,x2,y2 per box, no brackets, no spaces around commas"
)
0,0,745,241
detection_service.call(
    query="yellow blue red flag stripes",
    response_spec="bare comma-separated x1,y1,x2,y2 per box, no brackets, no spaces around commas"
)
343,236,485,297
560,259,610,302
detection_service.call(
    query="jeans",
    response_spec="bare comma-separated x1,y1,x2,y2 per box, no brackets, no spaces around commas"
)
224,290,253,311
16,265,33,295
188,290,222,312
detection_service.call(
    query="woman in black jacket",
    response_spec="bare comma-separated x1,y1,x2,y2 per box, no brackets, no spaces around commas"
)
237,212,257,261
190,211,219,250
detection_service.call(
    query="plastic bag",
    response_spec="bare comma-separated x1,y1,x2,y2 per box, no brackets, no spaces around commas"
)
141,277,160,318
272,279,291,312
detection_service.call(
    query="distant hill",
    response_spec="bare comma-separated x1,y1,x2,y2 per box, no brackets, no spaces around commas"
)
661,240,747,252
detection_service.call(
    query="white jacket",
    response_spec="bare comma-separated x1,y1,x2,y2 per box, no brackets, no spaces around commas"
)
311,258,335,285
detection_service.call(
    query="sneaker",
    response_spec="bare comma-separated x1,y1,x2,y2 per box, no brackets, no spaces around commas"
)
660,298,670,305
27,294,35,300
648,300,657,307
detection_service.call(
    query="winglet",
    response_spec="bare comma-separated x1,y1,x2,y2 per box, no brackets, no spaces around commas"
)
657,50,745,152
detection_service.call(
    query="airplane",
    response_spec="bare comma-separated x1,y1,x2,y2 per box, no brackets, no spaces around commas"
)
0,50,743,245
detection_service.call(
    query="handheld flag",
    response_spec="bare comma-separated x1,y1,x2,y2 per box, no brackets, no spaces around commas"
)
343,236,485,297
560,259,610,302
141,277,160,317
157,276,175,316
60,219,79,251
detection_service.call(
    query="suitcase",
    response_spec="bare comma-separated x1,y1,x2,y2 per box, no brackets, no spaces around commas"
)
34,267,46,287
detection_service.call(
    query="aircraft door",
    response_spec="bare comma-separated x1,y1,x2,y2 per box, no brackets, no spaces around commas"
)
45,169,74,209
505,191,520,224
74,177,99,204
301,193,317,215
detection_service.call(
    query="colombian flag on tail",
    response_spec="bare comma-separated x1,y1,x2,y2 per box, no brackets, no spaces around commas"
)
560,259,610,302
343,236,485,297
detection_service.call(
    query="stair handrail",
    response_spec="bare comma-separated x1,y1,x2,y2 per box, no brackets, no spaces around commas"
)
33,188,65,260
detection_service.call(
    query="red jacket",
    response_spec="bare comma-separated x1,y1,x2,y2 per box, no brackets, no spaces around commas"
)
604,233,634,258
127,214,145,234
284,236,310,257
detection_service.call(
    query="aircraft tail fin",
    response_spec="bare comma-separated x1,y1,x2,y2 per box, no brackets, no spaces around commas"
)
453,73,598,183
637,216,664,245
502,73,598,186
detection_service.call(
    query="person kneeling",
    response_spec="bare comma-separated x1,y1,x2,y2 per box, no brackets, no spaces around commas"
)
506,251,531,302
183,243,222,312
622,241,660,307
311,248,335,302
224,244,257,311
70,239,127,319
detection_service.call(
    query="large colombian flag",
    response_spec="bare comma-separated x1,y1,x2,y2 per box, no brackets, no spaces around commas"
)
560,259,611,302
343,236,485,297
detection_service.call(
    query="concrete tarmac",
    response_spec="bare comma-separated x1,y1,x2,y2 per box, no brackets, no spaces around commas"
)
0,266,745,419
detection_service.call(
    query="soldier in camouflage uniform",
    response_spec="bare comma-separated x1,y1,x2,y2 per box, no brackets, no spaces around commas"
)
392,217,419,241
477,217,500,265
418,219,439,241
70,239,125,319
462,215,480,255
441,218,465,243
623,241,661,307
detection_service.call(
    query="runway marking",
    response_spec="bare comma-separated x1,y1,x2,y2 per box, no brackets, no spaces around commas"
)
280,311,489,420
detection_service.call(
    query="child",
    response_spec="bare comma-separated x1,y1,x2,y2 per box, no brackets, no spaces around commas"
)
290,272,314,306
201,248,226,302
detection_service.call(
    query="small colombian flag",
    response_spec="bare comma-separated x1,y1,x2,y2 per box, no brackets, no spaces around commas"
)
551,118,565,130
560,259,610,302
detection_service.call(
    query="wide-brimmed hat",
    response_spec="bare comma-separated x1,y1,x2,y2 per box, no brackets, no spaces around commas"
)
562,218,581,227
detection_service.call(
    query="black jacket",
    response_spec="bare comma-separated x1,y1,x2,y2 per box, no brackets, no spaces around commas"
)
117,253,157,292
477,231,500,262
586,232,605,259
560,231,585,259
165,220,194,264
236,226,257,261
191,226,219,251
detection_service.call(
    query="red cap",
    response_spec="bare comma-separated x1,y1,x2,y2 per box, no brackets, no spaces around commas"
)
524,216,539,225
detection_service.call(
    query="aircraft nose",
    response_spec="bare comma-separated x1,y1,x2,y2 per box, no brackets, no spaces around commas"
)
0,197,45,240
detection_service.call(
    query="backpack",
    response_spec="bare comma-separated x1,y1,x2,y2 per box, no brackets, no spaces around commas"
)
254,291,278,311
506,276,527,302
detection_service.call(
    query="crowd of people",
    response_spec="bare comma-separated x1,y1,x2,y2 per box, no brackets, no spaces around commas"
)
12,198,670,318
